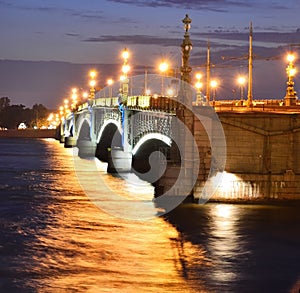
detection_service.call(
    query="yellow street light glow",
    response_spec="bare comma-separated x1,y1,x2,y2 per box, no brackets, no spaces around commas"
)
89,80,96,87
82,92,88,99
289,68,297,76
159,62,168,73
59,106,63,111
287,54,295,63
89,70,97,79
122,48,129,60
120,75,125,81
107,78,113,86
211,80,218,88
195,81,203,89
195,72,202,80
122,64,130,74
238,76,246,85
64,99,69,104
167,88,174,96
72,88,77,94
47,113,54,121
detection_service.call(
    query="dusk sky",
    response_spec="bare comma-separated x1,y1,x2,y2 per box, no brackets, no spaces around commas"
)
0,0,300,108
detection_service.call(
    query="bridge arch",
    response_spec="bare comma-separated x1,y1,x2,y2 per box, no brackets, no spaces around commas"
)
96,119,121,144
132,133,176,184
66,119,74,137
96,120,122,162
76,117,91,141
132,133,172,155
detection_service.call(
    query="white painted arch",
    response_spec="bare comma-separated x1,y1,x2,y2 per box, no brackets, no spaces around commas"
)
132,133,172,156
96,119,121,143
75,117,91,140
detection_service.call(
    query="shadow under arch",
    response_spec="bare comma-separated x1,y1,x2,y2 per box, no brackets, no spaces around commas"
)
77,118,91,141
132,136,180,186
96,123,122,162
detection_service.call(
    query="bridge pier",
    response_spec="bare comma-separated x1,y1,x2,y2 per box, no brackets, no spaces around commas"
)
77,140,97,158
107,148,132,173
64,136,77,148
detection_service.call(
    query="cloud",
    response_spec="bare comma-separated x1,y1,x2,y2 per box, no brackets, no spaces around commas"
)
107,0,300,13
196,30,300,45
65,33,80,37
106,0,258,12
0,2,106,22
83,34,182,46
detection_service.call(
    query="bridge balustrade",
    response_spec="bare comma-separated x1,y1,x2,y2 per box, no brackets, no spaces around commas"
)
75,95,178,113
95,98,106,107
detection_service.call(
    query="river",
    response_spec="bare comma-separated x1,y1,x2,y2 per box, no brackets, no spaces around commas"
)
0,138,299,292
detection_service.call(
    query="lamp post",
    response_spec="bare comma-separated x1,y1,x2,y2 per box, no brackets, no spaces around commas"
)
64,98,70,115
107,78,114,98
195,72,203,105
71,88,78,110
210,80,218,105
284,53,297,106
159,61,169,96
237,76,246,103
180,14,192,84
121,48,130,104
89,70,97,99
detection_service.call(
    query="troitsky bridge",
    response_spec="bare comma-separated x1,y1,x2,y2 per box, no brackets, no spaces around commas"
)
58,15,300,202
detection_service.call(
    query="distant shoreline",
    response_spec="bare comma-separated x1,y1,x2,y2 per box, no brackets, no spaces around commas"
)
0,129,56,138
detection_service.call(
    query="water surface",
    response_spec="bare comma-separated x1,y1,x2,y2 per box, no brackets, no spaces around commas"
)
0,138,299,292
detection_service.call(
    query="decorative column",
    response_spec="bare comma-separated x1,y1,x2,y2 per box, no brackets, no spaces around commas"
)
180,14,192,85
107,48,132,173
284,53,297,106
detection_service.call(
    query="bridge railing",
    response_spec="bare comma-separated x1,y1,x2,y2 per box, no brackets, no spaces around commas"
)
211,99,300,113
75,95,179,113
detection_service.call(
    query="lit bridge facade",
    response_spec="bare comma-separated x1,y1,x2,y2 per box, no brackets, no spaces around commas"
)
57,93,300,202
59,94,205,200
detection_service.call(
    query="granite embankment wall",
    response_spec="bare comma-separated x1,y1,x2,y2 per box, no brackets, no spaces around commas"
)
0,129,56,138
194,111,300,201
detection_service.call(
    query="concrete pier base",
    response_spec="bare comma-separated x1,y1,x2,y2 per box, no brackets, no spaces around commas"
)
64,136,77,148
59,135,65,143
77,140,97,158
107,148,132,173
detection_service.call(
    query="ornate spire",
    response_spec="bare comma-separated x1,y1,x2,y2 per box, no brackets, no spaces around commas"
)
180,14,192,84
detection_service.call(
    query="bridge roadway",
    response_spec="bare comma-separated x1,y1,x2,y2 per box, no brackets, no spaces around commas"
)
58,95,300,202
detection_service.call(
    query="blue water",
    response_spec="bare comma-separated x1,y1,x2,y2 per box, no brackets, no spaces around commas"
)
0,138,299,292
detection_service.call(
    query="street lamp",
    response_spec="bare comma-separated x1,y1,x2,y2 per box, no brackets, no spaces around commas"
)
71,88,78,110
285,53,297,106
64,98,70,115
107,78,114,98
195,72,203,105
210,80,218,105
120,48,130,102
167,88,174,96
237,76,246,102
159,61,169,95
89,70,97,99
82,92,89,100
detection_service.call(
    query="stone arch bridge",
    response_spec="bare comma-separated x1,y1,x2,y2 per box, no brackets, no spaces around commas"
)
58,94,300,201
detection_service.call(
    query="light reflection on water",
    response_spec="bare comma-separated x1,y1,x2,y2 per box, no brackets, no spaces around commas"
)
0,138,299,293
